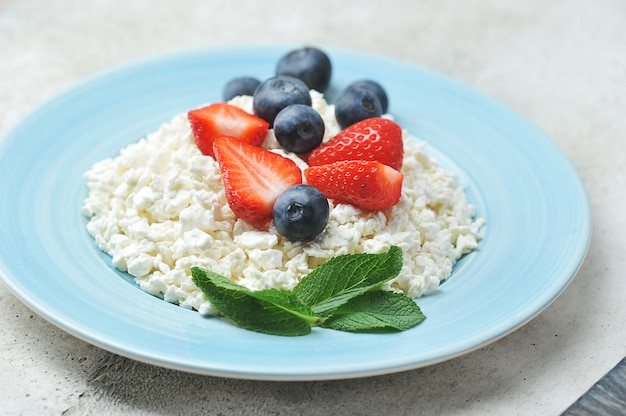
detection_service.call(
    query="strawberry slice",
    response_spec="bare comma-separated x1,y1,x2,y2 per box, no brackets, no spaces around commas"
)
213,136,303,227
307,117,404,170
188,102,269,157
304,160,403,211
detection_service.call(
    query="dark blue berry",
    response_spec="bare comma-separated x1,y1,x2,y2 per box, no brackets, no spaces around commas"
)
273,104,325,154
347,80,389,113
276,47,332,92
272,184,329,241
334,86,383,129
253,75,312,127
222,76,261,101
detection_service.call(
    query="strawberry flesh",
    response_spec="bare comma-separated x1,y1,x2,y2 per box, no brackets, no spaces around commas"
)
307,117,403,170
188,103,269,157
304,160,403,211
213,136,303,227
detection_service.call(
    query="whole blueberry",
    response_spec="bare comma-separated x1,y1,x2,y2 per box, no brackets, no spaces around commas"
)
346,79,389,113
253,75,312,126
334,86,383,129
273,104,325,154
272,184,329,241
276,47,332,92
222,76,262,101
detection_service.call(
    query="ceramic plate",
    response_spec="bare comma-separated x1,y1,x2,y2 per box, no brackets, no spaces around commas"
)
0,45,591,380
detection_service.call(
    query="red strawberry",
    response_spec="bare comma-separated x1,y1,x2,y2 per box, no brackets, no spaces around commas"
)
307,117,403,170
213,136,302,227
188,103,269,157
304,160,403,211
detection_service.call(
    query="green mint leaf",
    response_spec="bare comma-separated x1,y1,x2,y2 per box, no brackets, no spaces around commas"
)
293,246,403,317
321,291,426,332
191,267,317,336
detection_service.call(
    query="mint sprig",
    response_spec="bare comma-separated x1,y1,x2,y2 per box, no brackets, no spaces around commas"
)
191,246,426,336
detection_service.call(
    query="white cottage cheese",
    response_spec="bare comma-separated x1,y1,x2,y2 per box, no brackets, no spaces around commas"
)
82,91,484,315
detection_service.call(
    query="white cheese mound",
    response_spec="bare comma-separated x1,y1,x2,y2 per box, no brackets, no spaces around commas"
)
82,91,484,315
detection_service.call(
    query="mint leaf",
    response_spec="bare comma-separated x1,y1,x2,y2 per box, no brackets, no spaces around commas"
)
321,291,426,332
191,267,318,336
294,246,403,317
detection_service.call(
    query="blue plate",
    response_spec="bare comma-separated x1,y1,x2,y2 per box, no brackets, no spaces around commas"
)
0,45,591,380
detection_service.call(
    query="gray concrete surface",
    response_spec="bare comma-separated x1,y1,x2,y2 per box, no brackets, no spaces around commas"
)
1,0,625,414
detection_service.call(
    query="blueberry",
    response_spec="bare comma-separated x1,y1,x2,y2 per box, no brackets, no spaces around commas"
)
253,75,312,127
273,104,325,154
222,76,261,101
334,86,383,129
272,184,329,241
276,47,332,92
346,79,389,113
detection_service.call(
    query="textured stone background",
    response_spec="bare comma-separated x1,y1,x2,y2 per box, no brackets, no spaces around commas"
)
1,0,625,414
